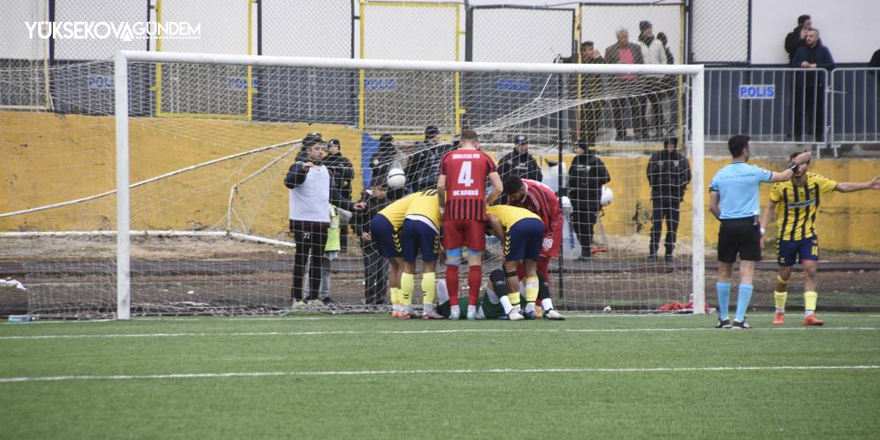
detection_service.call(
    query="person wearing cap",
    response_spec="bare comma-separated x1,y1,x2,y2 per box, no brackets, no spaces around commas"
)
646,137,691,263
568,138,610,261
497,134,543,183
285,134,363,305
637,20,669,137
604,27,646,141
324,139,355,252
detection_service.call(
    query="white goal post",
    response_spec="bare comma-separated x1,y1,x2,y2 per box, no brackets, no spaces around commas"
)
111,50,705,320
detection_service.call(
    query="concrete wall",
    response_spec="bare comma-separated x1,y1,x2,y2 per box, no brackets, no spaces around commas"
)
2,111,878,251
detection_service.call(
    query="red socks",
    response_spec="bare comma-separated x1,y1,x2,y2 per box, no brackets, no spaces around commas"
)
468,265,481,306
446,264,459,306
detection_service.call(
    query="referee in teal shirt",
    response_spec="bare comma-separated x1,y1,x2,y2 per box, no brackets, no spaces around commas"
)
709,135,811,329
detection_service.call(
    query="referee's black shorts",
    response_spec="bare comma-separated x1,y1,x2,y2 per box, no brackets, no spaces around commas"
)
717,217,762,263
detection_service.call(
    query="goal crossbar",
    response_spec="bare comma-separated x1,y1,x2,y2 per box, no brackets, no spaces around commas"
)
112,50,706,319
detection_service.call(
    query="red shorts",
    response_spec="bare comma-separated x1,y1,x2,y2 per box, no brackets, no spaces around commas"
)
542,229,562,259
443,219,486,251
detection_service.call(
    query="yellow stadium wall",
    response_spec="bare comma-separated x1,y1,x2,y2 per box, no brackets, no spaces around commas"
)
1,112,362,237
532,153,880,253
2,112,877,252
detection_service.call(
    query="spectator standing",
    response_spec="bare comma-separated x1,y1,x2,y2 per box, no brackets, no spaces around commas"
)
353,183,392,305
605,28,646,140
579,41,606,146
568,138,611,261
708,135,810,329
868,48,880,86
284,136,360,305
324,139,354,252
792,28,834,142
637,21,668,136
405,125,455,192
497,134,543,183
785,15,812,63
370,133,405,200
646,137,691,262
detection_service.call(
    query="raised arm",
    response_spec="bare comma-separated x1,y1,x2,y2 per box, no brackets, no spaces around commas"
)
770,151,812,182
835,176,880,193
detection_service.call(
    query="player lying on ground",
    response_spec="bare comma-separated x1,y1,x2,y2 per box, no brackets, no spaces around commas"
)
434,269,564,320
760,153,880,326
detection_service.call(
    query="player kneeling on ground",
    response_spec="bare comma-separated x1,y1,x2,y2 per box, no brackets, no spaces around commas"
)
433,269,563,320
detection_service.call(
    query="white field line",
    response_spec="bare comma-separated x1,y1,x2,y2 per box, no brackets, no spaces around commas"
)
1,327,878,341
2,365,878,384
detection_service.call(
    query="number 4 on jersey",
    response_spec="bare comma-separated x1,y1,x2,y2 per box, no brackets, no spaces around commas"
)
458,161,474,187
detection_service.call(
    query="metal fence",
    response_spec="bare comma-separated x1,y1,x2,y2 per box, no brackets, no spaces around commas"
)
704,67,880,153
830,68,880,145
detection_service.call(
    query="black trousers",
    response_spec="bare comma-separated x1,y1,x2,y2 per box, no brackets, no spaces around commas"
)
571,199,600,253
794,84,826,142
580,101,604,146
363,244,389,305
290,220,328,301
650,196,681,256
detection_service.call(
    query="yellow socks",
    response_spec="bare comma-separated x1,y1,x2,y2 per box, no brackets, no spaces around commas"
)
390,287,400,307
400,273,414,306
804,291,818,313
774,291,788,312
524,277,539,303
421,272,436,305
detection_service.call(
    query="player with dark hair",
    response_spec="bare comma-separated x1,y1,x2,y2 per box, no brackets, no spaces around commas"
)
761,153,880,326
502,175,565,317
437,129,503,320
709,135,811,329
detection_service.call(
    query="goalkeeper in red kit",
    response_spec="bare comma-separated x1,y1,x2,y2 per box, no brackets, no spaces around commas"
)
437,129,503,320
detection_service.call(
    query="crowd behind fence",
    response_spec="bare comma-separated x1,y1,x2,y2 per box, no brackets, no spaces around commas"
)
2,1,879,149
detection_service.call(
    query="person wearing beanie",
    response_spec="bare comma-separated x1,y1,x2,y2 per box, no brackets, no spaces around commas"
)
323,139,355,252
496,134,543,183
646,137,691,263
370,133,405,200
568,138,610,261
405,125,454,192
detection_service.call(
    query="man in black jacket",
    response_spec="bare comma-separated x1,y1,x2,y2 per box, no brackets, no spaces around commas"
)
353,182,392,305
405,125,454,192
784,15,812,63
497,134,543,183
324,139,355,251
568,138,611,261
646,137,691,262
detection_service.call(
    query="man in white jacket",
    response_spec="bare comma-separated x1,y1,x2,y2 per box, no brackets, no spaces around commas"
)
637,20,669,137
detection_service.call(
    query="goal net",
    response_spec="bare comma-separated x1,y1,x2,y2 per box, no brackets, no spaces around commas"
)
0,52,704,319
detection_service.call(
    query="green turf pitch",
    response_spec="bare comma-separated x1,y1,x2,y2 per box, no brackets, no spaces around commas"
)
1,313,879,440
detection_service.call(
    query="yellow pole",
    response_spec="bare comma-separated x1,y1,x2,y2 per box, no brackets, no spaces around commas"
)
246,0,254,120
